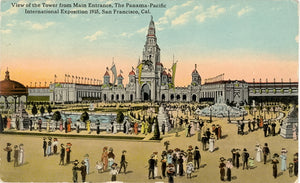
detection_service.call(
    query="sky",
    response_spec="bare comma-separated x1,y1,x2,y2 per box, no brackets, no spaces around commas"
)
0,0,298,87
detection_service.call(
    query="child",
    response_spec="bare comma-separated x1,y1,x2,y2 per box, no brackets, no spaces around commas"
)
186,162,194,179
248,157,255,169
289,163,294,177
96,161,104,173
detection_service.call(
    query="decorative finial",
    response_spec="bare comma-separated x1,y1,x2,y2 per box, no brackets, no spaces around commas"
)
5,68,10,80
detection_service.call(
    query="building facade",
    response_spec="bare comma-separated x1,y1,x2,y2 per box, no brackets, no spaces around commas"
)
27,17,297,105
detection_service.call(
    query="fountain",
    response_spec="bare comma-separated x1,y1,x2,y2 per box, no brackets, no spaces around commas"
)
157,105,172,132
196,95,247,118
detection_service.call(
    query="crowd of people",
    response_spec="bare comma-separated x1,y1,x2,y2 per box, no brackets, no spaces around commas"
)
147,144,201,183
3,142,25,167
216,144,299,181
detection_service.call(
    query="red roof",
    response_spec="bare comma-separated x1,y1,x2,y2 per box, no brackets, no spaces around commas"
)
0,70,28,96
162,71,168,76
118,74,123,78
167,73,172,77
129,70,135,76
192,69,198,74
104,71,110,76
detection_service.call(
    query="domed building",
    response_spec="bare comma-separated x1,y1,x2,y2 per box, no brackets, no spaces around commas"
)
0,69,28,112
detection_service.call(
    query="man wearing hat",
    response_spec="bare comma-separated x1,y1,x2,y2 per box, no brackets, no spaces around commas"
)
219,157,226,181
148,154,155,179
80,160,87,182
167,163,175,183
72,160,80,183
119,150,127,174
271,154,279,178
193,146,201,169
3,143,12,162
293,153,298,176
13,145,19,167
59,144,65,165
242,148,249,170
262,143,270,164
42,137,47,157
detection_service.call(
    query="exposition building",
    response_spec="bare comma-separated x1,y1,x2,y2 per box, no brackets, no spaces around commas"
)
26,17,297,105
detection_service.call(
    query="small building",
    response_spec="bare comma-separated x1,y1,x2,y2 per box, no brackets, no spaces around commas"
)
0,69,28,112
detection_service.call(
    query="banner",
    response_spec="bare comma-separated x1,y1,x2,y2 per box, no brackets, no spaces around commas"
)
137,63,143,85
171,62,177,86
110,63,117,85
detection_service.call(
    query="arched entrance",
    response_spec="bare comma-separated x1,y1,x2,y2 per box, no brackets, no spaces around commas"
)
141,84,151,101
162,94,165,101
192,94,197,102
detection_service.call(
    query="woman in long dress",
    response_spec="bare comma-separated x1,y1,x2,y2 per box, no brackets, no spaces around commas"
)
59,120,63,132
141,121,145,134
255,144,262,162
293,125,297,140
18,144,24,165
280,148,287,171
209,135,215,152
226,158,233,181
6,117,11,129
113,122,117,134
101,147,109,171
107,147,115,169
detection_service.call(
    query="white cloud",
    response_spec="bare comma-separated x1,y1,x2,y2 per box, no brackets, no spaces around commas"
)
137,26,147,34
23,21,55,30
165,5,179,18
237,7,253,17
120,32,134,38
84,30,104,41
6,20,17,27
0,29,11,34
195,5,225,23
172,9,194,26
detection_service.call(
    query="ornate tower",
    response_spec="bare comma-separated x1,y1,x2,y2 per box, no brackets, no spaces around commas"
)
103,70,110,85
136,16,162,102
191,64,201,86
117,74,124,87
142,16,161,64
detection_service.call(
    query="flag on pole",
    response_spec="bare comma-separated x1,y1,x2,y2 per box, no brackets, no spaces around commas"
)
137,63,143,84
171,62,177,85
110,63,117,85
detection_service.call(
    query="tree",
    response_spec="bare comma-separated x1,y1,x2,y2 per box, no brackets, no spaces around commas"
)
40,106,45,116
80,111,89,128
52,111,62,130
32,104,38,116
47,105,52,114
52,111,62,122
116,111,124,124
116,111,124,130
152,117,160,140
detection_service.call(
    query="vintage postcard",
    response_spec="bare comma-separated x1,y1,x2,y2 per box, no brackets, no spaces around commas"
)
0,0,298,182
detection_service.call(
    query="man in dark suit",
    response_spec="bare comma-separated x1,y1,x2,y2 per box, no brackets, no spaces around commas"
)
242,148,249,170
42,137,47,157
59,144,65,165
148,155,155,179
